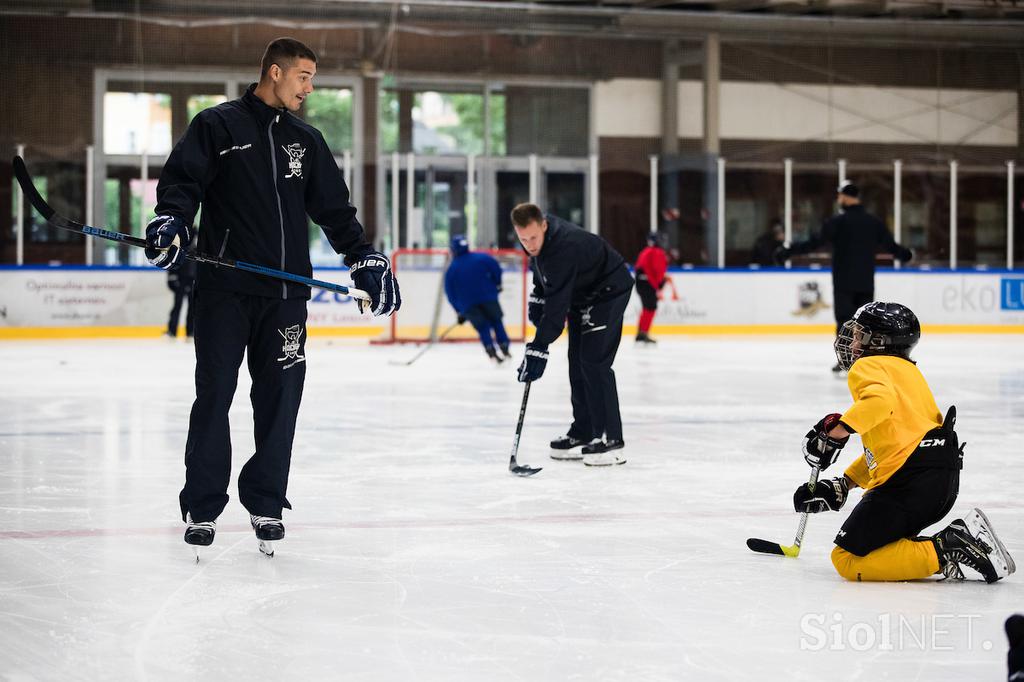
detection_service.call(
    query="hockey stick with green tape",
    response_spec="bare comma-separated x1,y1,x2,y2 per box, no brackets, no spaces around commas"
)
747,465,821,557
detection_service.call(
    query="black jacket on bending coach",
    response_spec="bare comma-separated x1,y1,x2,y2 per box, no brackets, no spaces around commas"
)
527,214,634,450
529,214,634,348
156,83,371,299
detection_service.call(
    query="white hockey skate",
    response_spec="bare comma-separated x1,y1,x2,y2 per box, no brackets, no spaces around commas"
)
962,508,1016,582
250,515,285,558
934,508,1016,583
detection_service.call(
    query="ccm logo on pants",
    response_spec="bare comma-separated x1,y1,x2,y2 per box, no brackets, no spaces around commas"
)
919,438,946,447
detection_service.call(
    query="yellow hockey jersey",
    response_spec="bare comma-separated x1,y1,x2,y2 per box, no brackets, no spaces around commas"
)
841,355,943,490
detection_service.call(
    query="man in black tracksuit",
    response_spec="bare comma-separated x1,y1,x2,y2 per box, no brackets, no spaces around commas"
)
777,182,912,372
512,203,634,467
145,38,400,555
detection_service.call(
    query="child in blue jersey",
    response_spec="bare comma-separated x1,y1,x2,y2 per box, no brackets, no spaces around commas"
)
444,235,511,363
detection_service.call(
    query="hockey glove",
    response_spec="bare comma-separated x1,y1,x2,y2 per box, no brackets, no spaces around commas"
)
897,246,914,264
145,215,191,271
803,413,850,471
517,343,549,383
347,250,402,317
457,313,467,325
793,476,849,513
528,295,545,326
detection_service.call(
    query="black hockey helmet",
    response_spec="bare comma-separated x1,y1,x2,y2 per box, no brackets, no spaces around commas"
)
834,301,920,370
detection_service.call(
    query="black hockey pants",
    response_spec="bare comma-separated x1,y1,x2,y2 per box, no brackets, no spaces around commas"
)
566,288,630,442
179,289,307,523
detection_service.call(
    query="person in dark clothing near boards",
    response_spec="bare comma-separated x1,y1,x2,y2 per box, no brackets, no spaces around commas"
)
512,203,634,467
165,235,197,339
145,37,400,560
775,182,912,372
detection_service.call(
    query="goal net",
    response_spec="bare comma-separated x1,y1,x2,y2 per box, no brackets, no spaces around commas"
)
377,248,529,344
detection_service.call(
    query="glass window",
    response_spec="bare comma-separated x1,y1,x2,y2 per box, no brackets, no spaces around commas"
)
187,94,227,122
902,169,950,267
958,172,1007,268
103,92,172,154
302,88,353,154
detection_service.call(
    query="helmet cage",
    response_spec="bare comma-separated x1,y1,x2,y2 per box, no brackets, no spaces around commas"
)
834,319,872,370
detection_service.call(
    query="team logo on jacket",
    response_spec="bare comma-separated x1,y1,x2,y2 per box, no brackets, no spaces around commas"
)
282,143,306,179
277,324,306,369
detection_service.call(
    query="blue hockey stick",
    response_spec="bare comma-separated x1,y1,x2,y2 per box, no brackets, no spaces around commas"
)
12,156,369,302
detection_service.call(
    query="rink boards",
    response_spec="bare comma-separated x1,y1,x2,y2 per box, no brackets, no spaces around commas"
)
0,266,1022,338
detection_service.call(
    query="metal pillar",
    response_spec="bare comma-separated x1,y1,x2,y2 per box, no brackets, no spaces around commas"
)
1008,161,1016,270
86,145,94,265
893,159,902,270
15,144,24,265
649,155,659,234
390,151,400,251
717,157,726,268
949,160,958,270
528,154,538,205
588,153,599,235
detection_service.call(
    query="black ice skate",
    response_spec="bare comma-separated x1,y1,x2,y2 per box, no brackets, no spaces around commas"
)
184,513,216,563
499,342,512,360
933,509,1016,583
582,438,626,466
485,346,504,364
635,332,657,344
550,434,587,460
250,514,285,558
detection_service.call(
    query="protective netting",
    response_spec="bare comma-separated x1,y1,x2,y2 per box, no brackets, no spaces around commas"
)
2,5,1020,269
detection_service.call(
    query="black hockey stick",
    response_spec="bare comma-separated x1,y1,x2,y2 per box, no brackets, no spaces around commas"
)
746,465,820,557
12,156,369,302
508,382,542,477
388,321,461,367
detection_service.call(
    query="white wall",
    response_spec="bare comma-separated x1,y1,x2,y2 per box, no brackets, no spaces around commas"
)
594,78,1017,147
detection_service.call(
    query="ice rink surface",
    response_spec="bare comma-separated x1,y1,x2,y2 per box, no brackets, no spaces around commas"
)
1,333,1022,681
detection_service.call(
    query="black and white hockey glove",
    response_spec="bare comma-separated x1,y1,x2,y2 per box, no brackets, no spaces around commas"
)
793,476,849,514
145,215,191,271
528,295,545,326
802,413,849,471
347,250,401,317
517,342,549,383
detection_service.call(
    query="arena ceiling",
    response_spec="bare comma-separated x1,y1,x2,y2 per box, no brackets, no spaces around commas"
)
2,0,1022,47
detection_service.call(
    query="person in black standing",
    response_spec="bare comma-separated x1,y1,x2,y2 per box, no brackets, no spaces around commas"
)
776,182,912,372
512,203,634,467
145,37,400,559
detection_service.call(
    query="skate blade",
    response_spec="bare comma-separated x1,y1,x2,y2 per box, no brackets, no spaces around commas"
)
968,508,1016,579
193,546,201,563
583,455,627,467
258,539,275,558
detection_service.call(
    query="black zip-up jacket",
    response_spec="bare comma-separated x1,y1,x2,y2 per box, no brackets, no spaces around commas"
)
154,84,372,299
528,214,634,348
788,204,911,291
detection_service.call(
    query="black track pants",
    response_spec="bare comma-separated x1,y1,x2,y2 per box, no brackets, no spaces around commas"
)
566,289,630,442
179,289,308,522
833,288,873,335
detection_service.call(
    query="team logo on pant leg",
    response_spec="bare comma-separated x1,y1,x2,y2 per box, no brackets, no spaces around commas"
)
277,325,306,369
282,144,306,179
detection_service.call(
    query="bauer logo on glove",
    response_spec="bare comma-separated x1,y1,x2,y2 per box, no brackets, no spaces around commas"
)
346,249,402,317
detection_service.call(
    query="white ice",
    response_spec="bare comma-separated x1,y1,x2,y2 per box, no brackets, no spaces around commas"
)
1,334,1022,681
